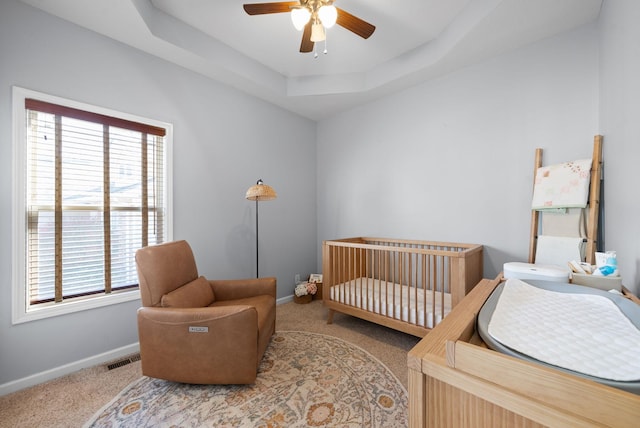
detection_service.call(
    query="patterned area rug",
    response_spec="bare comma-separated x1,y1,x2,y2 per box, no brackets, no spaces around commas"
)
84,331,408,427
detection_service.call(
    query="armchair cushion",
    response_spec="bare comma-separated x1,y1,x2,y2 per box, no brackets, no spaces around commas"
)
161,276,215,308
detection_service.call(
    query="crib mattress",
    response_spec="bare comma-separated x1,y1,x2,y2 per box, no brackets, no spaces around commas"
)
330,277,451,329
477,278,640,395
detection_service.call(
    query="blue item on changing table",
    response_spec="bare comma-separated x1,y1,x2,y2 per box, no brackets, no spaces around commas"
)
594,251,618,277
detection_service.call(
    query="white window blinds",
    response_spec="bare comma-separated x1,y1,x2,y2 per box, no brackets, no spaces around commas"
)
25,98,167,305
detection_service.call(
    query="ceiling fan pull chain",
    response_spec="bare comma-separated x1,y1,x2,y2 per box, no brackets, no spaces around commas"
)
324,36,328,55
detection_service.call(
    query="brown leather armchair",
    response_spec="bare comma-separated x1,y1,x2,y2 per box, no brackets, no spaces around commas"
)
135,240,276,384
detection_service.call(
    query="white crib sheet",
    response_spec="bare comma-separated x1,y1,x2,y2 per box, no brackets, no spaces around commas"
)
330,277,451,329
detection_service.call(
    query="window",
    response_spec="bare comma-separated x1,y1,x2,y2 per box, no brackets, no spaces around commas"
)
12,87,172,323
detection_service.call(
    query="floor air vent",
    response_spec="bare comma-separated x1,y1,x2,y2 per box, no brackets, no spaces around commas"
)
107,353,141,370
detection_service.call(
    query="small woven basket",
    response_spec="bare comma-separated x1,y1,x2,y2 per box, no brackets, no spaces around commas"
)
293,294,312,304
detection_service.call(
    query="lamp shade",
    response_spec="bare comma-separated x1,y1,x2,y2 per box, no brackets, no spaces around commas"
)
245,179,277,201
291,8,311,31
318,5,337,28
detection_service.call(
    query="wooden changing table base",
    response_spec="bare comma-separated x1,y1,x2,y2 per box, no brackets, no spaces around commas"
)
623,285,640,305
408,277,640,428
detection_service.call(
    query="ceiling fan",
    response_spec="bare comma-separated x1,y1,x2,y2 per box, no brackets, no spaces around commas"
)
243,1,375,54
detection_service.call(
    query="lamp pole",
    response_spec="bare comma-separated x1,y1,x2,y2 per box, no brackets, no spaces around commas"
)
255,198,259,278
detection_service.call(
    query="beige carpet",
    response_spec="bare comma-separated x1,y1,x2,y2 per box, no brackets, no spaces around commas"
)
0,300,420,428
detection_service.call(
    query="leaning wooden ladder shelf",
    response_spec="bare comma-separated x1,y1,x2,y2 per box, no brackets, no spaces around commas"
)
528,135,603,264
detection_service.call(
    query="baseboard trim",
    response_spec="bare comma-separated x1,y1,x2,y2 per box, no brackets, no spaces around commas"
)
0,343,140,397
277,295,294,305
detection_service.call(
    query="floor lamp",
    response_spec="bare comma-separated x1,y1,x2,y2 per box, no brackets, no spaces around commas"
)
245,179,277,278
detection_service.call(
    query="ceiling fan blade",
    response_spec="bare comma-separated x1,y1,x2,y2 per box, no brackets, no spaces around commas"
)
300,21,314,53
336,7,376,39
243,2,299,15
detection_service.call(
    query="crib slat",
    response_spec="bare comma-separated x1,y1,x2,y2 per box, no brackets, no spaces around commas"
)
412,253,417,328
399,251,404,320
387,250,392,319
440,254,445,323
376,249,381,315
392,250,397,318
350,246,354,306
431,254,436,328
422,253,427,329
361,247,366,310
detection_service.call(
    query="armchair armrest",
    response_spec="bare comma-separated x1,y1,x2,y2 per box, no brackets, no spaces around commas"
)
209,276,276,301
137,306,260,384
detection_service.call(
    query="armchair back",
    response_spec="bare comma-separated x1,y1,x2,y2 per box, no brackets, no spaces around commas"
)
136,240,199,307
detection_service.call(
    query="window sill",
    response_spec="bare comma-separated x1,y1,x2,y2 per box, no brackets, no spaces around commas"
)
12,289,141,325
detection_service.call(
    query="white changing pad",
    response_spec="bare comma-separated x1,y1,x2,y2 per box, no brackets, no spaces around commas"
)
487,278,640,382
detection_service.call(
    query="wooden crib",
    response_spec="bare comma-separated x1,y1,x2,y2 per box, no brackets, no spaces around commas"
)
322,237,483,337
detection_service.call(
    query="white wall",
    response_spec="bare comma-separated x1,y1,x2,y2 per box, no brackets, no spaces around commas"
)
317,24,601,282
0,0,317,391
599,0,640,296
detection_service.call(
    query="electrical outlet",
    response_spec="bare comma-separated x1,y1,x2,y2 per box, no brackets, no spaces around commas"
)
295,274,300,284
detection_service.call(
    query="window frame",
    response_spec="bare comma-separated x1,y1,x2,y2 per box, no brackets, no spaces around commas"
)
12,86,173,324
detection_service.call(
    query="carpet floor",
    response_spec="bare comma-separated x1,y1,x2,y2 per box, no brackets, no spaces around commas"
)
0,300,420,428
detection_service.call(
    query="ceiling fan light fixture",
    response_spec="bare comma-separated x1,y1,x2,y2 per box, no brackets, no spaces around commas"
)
243,1,375,54
318,5,337,28
291,8,311,31
310,22,326,42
